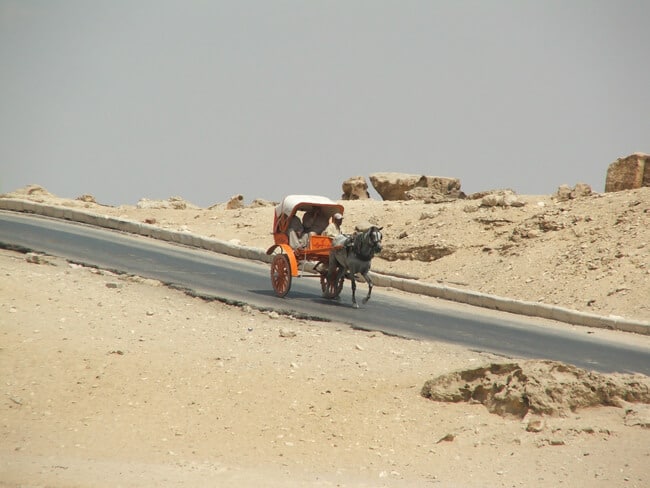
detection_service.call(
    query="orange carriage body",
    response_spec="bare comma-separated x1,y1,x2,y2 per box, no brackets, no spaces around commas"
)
266,195,345,297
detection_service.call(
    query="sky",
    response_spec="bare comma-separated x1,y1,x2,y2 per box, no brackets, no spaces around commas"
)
1,1,648,207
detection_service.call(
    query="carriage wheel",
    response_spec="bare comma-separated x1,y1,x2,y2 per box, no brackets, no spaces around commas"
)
321,266,345,299
271,254,292,297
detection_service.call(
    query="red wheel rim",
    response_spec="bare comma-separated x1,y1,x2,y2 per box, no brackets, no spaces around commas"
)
271,254,291,297
321,267,345,298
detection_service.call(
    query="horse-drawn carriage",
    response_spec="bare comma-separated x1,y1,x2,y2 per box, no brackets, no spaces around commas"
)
266,195,383,307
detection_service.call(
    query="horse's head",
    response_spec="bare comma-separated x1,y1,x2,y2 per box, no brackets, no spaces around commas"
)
367,226,383,254
349,225,383,261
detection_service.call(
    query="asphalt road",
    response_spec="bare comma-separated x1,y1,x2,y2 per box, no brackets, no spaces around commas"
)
2,210,649,375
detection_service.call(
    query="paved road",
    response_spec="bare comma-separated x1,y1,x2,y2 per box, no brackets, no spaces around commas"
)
2,210,649,375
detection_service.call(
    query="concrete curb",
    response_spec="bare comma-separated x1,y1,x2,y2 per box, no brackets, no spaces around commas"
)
2,197,648,335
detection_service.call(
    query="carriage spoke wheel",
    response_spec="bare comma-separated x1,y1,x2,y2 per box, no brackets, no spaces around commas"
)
271,254,292,297
321,266,345,299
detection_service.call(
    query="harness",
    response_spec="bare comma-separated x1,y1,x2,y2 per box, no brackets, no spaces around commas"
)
350,228,378,262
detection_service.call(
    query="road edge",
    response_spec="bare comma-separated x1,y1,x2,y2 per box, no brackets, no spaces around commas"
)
2,198,648,335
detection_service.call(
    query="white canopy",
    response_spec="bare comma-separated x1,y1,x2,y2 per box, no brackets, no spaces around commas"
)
274,195,344,219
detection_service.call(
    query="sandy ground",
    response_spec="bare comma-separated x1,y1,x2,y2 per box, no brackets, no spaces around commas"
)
1,185,650,487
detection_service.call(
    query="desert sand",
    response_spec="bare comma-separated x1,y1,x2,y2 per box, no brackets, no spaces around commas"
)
1,185,649,487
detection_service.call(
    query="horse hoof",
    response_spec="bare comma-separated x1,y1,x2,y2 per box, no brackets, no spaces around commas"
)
352,303,359,309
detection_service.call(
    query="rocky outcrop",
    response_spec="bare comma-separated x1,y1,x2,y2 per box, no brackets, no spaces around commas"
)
76,194,97,203
479,189,525,208
341,176,370,200
369,173,421,200
1,184,53,202
554,183,592,202
605,153,650,192
136,196,199,210
250,198,276,207
369,173,463,201
421,360,650,419
226,194,245,210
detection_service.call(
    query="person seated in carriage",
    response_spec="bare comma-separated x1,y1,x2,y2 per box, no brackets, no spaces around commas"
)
287,215,308,249
323,212,344,238
274,195,345,250
288,207,331,249
302,207,330,236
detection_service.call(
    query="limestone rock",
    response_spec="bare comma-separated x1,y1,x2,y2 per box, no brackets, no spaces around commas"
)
421,360,650,419
571,183,593,198
468,189,515,200
480,190,525,208
226,194,244,210
369,173,422,200
341,176,371,200
250,198,275,207
555,185,572,202
369,173,463,201
25,253,53,265
76,194,97,203
414,175,463,197
2,184,53,202
526,417,545,433
555,183,592,202
405,184,465,202
605,153,650,192
623,404,650,429
168,196,193,210
136,196,199,210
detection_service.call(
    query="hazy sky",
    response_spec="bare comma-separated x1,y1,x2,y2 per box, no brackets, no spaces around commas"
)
1,1,648,207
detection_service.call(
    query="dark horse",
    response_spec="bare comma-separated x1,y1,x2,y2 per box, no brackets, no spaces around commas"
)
326,226,383,308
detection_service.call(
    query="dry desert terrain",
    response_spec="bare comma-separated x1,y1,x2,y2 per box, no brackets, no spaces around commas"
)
1,185,649,487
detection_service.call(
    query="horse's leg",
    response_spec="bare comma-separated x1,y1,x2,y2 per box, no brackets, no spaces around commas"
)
325,253,340,298
350,275,358,308
361,272,373,304
333,264,345,301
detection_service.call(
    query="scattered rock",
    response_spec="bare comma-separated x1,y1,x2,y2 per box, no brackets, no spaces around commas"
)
226,194,245,210
136,197,199,210
480,190,524,208
436,433,455,443
555,183,592,201
249,198,275,207
463,204,480,213
525,417,545,432
10,396,23,406
169,196,194,209
341,176,371,200
19,184,52,197
76,194,97,203
25,253,53,265
623,404,650,429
